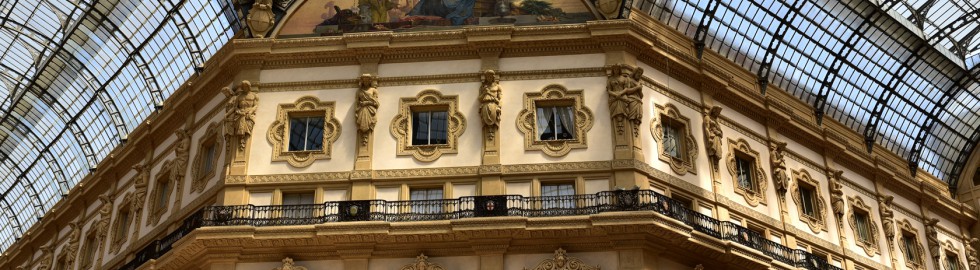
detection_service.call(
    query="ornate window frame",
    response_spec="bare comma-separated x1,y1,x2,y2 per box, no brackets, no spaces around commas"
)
390,90,466,162
109,195,132,254
191,123,222,193
516,84,594,157
148,165,173,226
80,227,97,269
847,195,880,256
651,103,698,175
790,169,827,233
942,240,966,270
267,96,342,167
897,219,926,270
726,138,767,206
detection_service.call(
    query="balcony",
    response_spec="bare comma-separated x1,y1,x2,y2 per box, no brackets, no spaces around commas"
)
119,189,842,270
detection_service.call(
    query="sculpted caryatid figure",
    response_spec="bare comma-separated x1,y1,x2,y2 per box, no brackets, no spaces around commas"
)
172,128,191,179
37,245,53,270
96,195,113,240
926,218,940,262
879,195,895,239
131,163,148,214
967,237,978,270
606,64,644,136
703,106,723,164
64,221,81,269
479,70,502,139
222,81,259,151
769,141,788,193
828,170,845,216
356,74,380,145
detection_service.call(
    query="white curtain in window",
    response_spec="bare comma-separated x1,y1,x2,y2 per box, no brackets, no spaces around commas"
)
556,106,574,139
663,123,678,157
536,107,554,139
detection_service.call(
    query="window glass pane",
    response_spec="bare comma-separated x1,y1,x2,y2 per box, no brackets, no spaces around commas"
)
855,213,869,241
555,106,575,139
116,212,129,240
663,122,680,158
430,111,448,144
156,181,169,210
203,144,216,174
541,183,575,209
410,188,443,214
800,186,814,216
903,235,916,260
412,111,430,145
948,255,959,270
736,156,753,190
306,117,324,151
537,107,555,140
288,117,308,151
283,192,315,205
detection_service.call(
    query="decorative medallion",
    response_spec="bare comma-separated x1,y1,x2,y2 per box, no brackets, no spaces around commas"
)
524,248,600,270
273,257,307,270
400,254,446,270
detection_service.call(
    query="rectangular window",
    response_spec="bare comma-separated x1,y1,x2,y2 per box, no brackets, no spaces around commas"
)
202,142,217,175
411,110,448,145
155,180,170,212
947,254,960,270
81,232,97,268
799,183,816,217
854,210,871,243
661,119,684,159
56,255,67,270
735,154,755,191
536,106,575,141
410,188,444,214
541,183,575,209
288,116,325,151
282,192,315,219
115,210,130,242
902,233,919,263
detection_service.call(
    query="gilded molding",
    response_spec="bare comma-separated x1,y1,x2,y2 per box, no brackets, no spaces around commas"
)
524,248,599,270
251,172,351,183
390,90,466,162
516,84,594,157
503,161,610,174
267,96,342,167
400,254,446,270
897,219,926,270
651,103,698,175
790,169,827,233
847,195,880,256
726,138,767,207
376,166,480,179
191,123,223,193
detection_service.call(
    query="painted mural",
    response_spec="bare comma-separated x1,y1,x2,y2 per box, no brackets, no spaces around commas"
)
277,0,596,36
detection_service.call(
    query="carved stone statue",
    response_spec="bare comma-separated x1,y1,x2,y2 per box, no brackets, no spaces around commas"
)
273,257,307,270
96,195,113,241
222,81,259,150
172,128,191,181
131,163,148,214
400,254,446,270
967,237,979,270
37,245,53,270
879,195,895,239
926,218,940,262
524,248,600,270
769,141,788,193
64,221,81,270
246,0,275,38
355,74,380,145
703,106,723,164
828,170,845,216
479,70,502,140
606,64,644,136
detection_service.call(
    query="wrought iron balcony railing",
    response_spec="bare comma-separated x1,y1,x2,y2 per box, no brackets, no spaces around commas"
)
118,189,842,270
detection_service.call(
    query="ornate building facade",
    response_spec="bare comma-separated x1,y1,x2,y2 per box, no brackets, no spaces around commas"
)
2,2,979,270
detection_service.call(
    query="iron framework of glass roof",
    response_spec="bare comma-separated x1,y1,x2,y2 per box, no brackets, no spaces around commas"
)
0,0,239,251
635,0,980,191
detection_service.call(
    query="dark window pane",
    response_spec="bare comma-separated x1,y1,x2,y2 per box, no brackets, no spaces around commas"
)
288,117,308,151
306,117,324,151
412,111,430,145
555,106,575,139
430,111,448,144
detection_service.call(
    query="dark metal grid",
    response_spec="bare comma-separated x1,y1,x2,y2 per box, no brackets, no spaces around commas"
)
636,0,980,192
0,0,240,251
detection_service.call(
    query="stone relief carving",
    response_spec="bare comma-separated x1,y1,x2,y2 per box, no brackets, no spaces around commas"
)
95,195,113,242
37,245,53,270
516,84,594,157
878,195,895,240
246,0,275,38
390,90,466,162
191,123,223,193
273,258,307,270
967,237,978,270
726,138,767,207
479,69,502,140
769,141,788,193
222,80,259,151
926,217,940,264
827,170,845,217
267,96,342,167
651,103,698,175
898,219,926,270
400,254,446,270
524,248,599,270
790,169,826,233
703,106,723,165
63,221,81,270
172,128,191,185
848,195,880,256
356,74,380,145
606,64,643,136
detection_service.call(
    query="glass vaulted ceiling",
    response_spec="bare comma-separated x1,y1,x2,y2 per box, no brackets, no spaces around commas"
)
635,0,980,191
0,0,239,251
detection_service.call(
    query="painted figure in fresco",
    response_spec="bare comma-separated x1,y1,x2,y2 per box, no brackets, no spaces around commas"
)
362,0,397,23
408,0,475,25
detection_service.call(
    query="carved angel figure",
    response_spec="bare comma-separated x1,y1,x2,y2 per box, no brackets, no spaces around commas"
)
879,195,895,239
356,74,380,140
769,141,788,192
479,70,502,131
828,170,845,216
703,106,723,163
